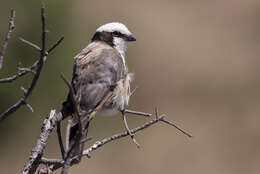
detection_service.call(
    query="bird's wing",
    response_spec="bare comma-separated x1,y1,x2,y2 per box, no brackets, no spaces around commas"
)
72,42,126,112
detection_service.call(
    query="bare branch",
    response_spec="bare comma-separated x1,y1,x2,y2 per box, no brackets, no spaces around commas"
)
160,118,193,138
19,37,41,51
41,5,46,55
24,102,34,113
155,106,159,119
18,67,36,75
0,9,15,70
21,110,63,174
41,157,64,167
60,74,83,174
82,114,164,157
0,6,64,121
47,36,64,54
121,110,140,148
38,114,165,170
38,109,192,171
155,108,192,138
20,86,28,95
56,122,65,160
125,109,152,117
0,36,64,83
60,73,83,132
88,91,113,121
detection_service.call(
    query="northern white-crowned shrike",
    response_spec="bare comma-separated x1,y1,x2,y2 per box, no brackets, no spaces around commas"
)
60,22,136,159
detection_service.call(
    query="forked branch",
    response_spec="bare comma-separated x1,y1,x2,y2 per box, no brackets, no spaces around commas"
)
36,108,192,173
0,4,64,121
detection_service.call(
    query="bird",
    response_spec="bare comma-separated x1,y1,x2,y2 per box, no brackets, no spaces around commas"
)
59,22,136,161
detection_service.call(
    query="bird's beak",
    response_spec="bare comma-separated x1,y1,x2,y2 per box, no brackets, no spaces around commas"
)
126,34,136,42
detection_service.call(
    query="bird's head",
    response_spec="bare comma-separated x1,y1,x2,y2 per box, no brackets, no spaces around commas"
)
92,22,136,57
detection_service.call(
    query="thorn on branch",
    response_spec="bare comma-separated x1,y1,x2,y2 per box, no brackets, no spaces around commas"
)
36,108,193,172
20,86,28,94
124,109,152,117
25,102,34,113
19,37,41,51
47,36,64,54
41,4,46,56
159,117,193,138
121,110,140,148
0,36,64,84
155,107,159,119
18,67,36,75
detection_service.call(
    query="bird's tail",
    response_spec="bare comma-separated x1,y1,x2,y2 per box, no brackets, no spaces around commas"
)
60,96,90,162
67,118,90,162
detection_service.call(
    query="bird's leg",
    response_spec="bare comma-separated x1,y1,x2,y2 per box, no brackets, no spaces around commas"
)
121,109,140,148
56,121,65,160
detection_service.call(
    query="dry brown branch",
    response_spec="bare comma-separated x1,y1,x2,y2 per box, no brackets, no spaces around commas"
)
88,91,113,121
0,5,64,121
82,108,192,156
82,113,164,157
0,9,15,70
21,74,192,174
125,109,152,117
19,37,41,51
36,109,192,173
121,110,140,148
21,110,63,174
0,35,64,83
22,103,191,174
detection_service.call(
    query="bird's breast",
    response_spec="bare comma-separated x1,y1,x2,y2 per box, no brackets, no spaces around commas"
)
101,73,132,116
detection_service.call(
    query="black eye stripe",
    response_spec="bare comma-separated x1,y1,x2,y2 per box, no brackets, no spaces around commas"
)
112,31,125,37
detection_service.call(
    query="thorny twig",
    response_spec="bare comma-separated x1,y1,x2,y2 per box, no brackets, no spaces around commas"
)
36,108,192,173
21,110,63,174
121,110,140,148
125,109,152,117
0,36,64,83
0,9,15,70
24,67,192,174
22,97,191,174
19,37,41,51
88,91,113,121
0,4,64,121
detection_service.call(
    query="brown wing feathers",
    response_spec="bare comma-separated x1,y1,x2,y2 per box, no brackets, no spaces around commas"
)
73,42,125,112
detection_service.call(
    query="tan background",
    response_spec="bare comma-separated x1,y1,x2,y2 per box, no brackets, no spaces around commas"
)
0,0,260,173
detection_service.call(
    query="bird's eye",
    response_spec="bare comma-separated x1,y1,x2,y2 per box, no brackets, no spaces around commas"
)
112,31,121,37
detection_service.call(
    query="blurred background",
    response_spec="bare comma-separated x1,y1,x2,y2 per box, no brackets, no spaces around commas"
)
1,0,260,173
